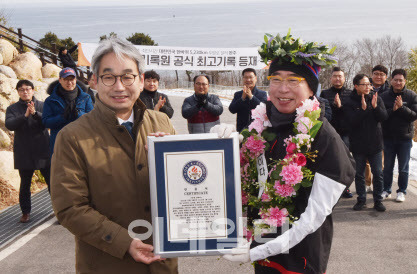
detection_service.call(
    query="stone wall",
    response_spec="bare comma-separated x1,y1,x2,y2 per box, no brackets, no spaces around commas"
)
0,38,61,193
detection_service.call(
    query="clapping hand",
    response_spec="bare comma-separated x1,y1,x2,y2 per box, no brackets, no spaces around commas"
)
25,102,35,117
154,96,166,111
393,95,403,111
361,94,367,110
242,86,253,100
371,92,378,109
334,93,342,108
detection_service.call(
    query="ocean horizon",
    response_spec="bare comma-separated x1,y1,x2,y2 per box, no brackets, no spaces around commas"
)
6,0,417,49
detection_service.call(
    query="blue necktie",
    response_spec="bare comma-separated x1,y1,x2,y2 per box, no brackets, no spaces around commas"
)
121,122,135,139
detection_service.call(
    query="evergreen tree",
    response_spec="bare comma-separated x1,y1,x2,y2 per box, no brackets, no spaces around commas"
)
407,48,417,92
126,33,158,46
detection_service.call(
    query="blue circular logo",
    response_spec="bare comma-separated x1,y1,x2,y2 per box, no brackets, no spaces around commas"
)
183,160,207,185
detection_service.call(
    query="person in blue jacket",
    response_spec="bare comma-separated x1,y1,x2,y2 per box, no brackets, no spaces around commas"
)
42,67,93,156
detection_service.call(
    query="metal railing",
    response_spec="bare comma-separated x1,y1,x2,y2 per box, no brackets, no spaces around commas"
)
0,24,89,82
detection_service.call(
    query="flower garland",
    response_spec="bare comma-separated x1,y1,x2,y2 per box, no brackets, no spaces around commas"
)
258,29,337,67
240,98,322,238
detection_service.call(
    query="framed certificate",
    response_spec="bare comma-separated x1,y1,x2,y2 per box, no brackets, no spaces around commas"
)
147,133,243,258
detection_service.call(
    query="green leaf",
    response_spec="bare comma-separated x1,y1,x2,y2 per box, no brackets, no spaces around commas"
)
329,46,337,54
262,130,276,142
293,183,301,191
301,180,312,188
286,204,295,214
271,170,280,180
309,121,323,138
241,129,251,138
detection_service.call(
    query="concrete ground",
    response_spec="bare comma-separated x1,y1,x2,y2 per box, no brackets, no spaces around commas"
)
1,94,417,274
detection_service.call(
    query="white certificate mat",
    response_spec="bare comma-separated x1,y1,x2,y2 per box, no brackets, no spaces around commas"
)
164,150,227,241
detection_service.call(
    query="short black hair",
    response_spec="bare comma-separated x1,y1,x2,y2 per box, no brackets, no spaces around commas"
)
332,67,343,73
353,74,368,86
144,70,160,81
242,68,256,76
193,75,210,83
16,79,34,90
392,68,407,79
59,47,67,53
372,65,388,75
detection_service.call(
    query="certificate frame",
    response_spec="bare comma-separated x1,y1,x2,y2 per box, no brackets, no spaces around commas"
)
147,133,243,258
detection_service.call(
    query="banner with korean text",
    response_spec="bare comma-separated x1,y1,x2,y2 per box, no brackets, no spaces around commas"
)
78,43,266,71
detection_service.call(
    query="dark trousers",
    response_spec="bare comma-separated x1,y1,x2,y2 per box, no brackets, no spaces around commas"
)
18,167,50,214
353,151,383,202
383,139,413,195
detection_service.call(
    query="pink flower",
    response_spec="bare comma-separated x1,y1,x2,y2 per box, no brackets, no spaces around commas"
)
243,228,253,241
260,207,288,227
274,181,296,197
296,98,321,117
245,136,266,155
296,117,313,134
251,103,268,121
240,151,248,165
286,142,297,154
294,153,307,166
248,118,264,134
280,163,303,185
241,191,249,205
261,192,271,202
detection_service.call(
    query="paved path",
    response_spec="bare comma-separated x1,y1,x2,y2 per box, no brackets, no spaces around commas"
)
1,94,417,274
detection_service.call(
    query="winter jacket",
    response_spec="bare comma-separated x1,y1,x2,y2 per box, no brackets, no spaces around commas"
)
139,89,174,118
51,97,178,273
320,86,352,136
5,97,50,170
317,96,332,122
42,80,93,156
344,90,388,155
58,44,78,68
181,93,223,133
380,86,417,140
250,101,355,274
229,87,267,132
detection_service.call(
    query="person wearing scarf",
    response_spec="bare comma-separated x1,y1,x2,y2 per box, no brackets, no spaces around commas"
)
42,68,94,157
221,32,356,274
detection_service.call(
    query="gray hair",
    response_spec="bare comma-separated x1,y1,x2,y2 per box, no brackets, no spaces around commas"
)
91,37,145,77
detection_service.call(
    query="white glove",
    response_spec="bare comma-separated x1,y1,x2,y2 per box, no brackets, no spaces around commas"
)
210,123,236,138
222,241,251,263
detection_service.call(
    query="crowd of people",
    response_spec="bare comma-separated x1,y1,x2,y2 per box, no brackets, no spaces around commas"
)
3,35,416,273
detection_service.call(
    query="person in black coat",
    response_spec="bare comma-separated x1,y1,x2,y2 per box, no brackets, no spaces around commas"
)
320,67,353,198
5,80,50,223
139,70,174,118
229,68,267,132
58,45,78,77
344,74,388,212
380,69,417,202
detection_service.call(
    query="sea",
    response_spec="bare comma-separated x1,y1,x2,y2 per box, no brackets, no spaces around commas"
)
5,0,417,49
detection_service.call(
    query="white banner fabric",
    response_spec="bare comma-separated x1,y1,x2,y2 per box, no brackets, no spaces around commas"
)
78,43,266,71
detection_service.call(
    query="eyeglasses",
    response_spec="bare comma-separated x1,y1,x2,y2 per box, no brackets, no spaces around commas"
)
373,72,386,77
18,88,32,93
267,76,306,88
357,83,372,87
393,79,405,83
195,82,208,87
99,73,138,86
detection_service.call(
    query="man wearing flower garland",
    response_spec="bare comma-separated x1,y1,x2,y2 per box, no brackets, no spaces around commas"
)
229,68,267,132
222,32,355,274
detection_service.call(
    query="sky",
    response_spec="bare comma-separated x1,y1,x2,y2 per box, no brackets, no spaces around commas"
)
2,0,258,7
